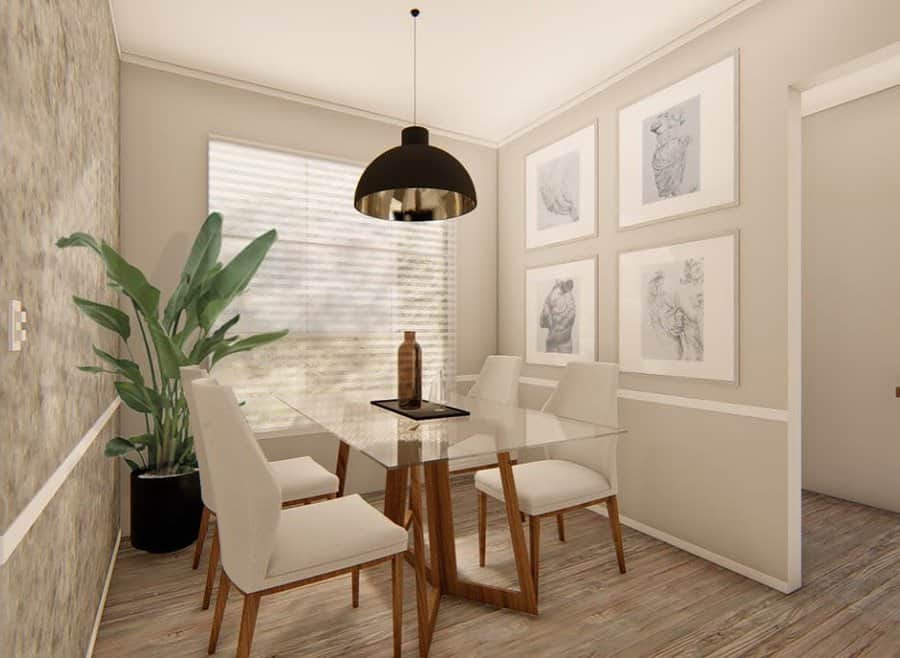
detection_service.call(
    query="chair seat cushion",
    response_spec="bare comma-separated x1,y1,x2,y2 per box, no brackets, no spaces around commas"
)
269,456,339,503
474,460,612,516
265,494,408,588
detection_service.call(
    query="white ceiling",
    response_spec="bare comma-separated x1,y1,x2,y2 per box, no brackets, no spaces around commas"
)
110,0,746,144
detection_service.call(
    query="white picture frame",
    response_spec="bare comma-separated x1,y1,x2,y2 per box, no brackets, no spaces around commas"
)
526,258,597,366
525,123,597,249
618,53,739,229
618,232,739,382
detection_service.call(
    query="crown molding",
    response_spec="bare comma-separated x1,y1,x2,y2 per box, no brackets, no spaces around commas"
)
113,0,760,150
119,52,499,149
497,0,763,146
799,41,900,117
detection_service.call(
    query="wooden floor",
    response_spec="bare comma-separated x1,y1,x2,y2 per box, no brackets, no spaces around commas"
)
95,478,900,657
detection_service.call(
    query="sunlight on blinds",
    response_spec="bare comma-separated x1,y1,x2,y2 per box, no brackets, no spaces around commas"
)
208,138,456,432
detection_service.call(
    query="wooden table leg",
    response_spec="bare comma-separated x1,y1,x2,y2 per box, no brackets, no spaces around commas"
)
335,440,350,497
383,466,409,526
424,461,457,590
409,466,439,657
497,452,538,613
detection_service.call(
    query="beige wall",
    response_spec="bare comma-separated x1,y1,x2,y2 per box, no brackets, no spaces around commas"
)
802,86,900,513
0,0,120,654
497,0,900,588
119,62,498,504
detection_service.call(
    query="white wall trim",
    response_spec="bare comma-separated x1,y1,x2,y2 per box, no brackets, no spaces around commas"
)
85,529,121,658
617,389,789,422
456,374,788,422
119,53,498,149
799,41,900,117
785,86,807,591
589,505,795,593
497,0,763,145
106,0,122,58
0,398,120,565
111,2,761,148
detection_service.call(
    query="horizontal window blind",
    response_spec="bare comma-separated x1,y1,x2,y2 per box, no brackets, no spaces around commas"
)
208,139,456,432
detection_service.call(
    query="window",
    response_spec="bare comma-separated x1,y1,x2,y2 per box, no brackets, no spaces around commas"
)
208,138,456,432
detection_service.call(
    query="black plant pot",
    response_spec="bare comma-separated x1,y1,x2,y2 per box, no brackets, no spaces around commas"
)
130,469,203,553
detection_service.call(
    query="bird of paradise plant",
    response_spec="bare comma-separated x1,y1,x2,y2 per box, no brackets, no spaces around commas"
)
58,212,287,474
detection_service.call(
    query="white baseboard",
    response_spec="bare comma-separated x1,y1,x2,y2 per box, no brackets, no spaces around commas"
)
588,505,795,594
85,529,121,658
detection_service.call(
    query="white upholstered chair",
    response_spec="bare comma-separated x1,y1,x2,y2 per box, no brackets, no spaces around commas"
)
191,379,408,658
447,355,522,473
181,367,342,610
474,361,626,597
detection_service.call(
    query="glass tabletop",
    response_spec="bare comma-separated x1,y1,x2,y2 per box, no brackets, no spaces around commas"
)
270,390,625,469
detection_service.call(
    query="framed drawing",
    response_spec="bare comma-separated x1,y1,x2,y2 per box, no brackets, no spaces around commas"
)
525,123,597,249
526,258,596,366
618,232,738,382
618,53,739,229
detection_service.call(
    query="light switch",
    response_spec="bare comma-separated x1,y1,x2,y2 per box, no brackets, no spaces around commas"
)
8,300,27,351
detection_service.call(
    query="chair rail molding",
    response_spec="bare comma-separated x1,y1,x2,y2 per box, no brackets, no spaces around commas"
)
0,398,121,565
456,374,788,422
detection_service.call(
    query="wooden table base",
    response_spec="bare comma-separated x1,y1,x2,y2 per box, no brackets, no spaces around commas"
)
386,452,538,657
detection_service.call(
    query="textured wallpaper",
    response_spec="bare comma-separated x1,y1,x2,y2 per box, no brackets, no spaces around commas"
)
0,0,120,655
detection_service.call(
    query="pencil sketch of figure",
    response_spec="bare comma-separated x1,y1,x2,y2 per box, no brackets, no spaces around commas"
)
642,95,701,203
537,151,580,230
539,278,577,353
642,258,704,361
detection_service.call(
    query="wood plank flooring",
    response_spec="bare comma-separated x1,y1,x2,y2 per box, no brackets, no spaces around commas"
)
94,479,900,657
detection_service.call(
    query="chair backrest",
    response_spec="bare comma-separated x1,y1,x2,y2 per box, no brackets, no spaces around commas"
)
543,361,620,492
468,355,522,406
180,366,215,510
192,379,281,593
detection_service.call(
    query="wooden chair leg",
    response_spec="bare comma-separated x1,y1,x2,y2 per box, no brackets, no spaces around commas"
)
236,593,262,658
391,554,403,658
606,496,627,574
203,528,220,610
352,567,360,608
478,491,487,567
193,506,211,569
529,516,541,599
556,513,566,542
208,570,231,654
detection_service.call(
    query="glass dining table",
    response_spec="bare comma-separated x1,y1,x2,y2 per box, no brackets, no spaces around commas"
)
251,390,625,657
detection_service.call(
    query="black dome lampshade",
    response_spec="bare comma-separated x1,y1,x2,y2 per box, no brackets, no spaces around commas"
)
354,9,477,222
354,126,477,221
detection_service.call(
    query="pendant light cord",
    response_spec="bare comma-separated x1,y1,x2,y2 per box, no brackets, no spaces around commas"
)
411,8,419,125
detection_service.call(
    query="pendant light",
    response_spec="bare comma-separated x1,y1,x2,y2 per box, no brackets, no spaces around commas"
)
354,8,477,221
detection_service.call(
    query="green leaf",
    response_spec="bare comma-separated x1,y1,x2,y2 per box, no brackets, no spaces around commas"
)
105,436,136,457
184,213,223,283
100,243,161,319
124,458,142,472
73,297,131,340
163,213,223,330
146,317,185,379
129,434,157,449
198,230,277,330
78,366,107,373
91,346,143,384
212,330,288,366
57,232,101,254
189,313,240,362
115,381,161,414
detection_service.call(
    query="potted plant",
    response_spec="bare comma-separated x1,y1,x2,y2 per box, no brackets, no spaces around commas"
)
58,213,287,552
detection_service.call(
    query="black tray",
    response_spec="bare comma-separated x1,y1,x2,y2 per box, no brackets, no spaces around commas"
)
370,399,470,420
